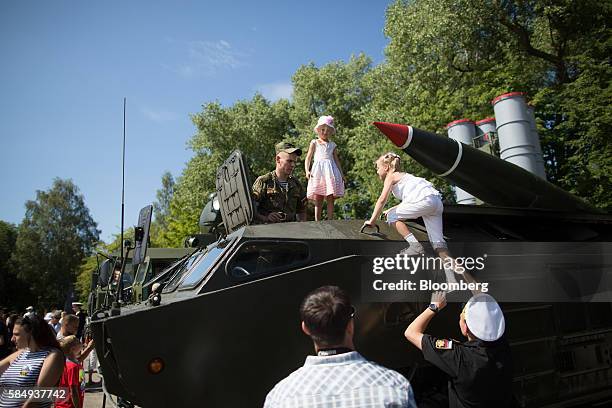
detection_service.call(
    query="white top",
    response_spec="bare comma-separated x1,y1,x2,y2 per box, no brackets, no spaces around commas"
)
307,139,344,199
311,139,336,162
264,351,416,408
392,173,440,204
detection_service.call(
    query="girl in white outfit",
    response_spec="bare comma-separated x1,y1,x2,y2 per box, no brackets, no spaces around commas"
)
305,116,346,221
364,152,449,255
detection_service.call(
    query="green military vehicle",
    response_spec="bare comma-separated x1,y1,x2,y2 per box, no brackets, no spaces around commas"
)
131,247,195,303
91,141,612,407
88,205,204,315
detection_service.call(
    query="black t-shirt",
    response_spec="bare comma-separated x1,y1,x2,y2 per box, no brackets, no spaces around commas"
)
421,334,514,408
76,311,88,340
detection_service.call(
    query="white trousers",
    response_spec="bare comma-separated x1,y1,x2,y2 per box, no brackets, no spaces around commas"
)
386,195,447,249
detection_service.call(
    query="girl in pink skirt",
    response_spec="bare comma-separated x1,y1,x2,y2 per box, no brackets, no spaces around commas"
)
305,115,346,220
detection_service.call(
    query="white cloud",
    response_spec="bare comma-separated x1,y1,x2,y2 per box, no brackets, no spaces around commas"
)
177,40,249,78
141,107,178,122
256,81,293,101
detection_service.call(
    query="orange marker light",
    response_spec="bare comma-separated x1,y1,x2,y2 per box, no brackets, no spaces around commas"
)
148,358,165,374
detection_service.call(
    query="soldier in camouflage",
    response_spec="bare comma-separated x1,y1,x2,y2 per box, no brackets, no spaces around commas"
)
252,141,307,223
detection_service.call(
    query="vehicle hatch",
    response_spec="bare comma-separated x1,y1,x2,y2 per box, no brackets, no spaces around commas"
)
215,150,254,235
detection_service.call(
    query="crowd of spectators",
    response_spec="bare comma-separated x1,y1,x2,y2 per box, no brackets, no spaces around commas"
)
0,304,97,408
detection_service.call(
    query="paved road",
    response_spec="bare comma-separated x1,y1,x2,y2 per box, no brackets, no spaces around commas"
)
83,373,109,408
84,388,105,408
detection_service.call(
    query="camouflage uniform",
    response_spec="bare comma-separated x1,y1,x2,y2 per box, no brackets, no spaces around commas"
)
252,171,306,222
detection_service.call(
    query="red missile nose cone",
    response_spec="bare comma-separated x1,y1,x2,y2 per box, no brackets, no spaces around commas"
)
373,121,409,148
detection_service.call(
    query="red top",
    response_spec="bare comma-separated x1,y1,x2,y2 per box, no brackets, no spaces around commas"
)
446,118,474,129
475,117,496,126
491,92,526,105
56,360,84,408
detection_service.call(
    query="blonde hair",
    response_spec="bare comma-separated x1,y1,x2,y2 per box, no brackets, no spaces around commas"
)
377,152,402,173
62,314,79,327
59,335,80,355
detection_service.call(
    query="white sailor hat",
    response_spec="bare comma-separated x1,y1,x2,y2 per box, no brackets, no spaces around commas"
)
464,293,505,341
71,302,83,307
44,312,53,321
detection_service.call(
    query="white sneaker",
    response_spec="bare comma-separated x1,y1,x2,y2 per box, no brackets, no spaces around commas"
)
399,243,425,256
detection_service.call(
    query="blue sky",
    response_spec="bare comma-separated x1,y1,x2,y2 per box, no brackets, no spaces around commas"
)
0,1,390,242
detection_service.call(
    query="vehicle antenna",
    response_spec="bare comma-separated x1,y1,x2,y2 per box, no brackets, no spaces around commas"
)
111,98,128,316
121,97,126,268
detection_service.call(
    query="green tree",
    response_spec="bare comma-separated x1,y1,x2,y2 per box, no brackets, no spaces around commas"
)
150,171,175,246
163,95,294,246
0,221,32,309
75,245,104,305
160,0,610,233
0,221,17,304
153,171,175,231
12,179,100,307
75,229,135,305
352,0,611,210
291,54,374,218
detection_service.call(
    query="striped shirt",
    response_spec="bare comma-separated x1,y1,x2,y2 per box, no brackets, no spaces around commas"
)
0,349,54,408
263,351,417,408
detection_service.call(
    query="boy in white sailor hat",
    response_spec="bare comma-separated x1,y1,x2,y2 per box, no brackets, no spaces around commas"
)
404,291,514,408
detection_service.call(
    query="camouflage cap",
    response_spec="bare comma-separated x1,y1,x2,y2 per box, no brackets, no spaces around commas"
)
275,141,302,156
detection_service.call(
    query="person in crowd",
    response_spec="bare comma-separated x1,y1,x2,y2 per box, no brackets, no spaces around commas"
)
56,335,84,408
305,115,346,220
44,312,53,329
264,285,416,407
5,314,19,355
252,141,307,223
71,303,87,341
59,311,68,326
23,306,35,319
0,311,9,360
0,315,64,408
49,311,62,335
56,314,79,341
404,291,514,408
55,314,94,364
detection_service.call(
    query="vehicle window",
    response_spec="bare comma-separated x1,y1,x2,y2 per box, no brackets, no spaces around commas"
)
122,271,134,286
152,260,174,277
227,241,309,280
134,260,149,284
179,240,231,289
162,251,205,293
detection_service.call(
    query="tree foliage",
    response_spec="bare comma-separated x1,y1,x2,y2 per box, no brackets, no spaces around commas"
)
12,179,100,307
0,221,32,310
75,228,136,305
153,0,609,244
153,171,175,231
0,221,17,303
375,0,611,209
291,54,376,218
160,96,294,246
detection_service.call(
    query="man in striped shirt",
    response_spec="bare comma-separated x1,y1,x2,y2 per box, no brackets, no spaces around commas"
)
263,286,417,408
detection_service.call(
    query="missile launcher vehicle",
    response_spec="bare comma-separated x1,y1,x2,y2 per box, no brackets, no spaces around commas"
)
90,125,612,407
